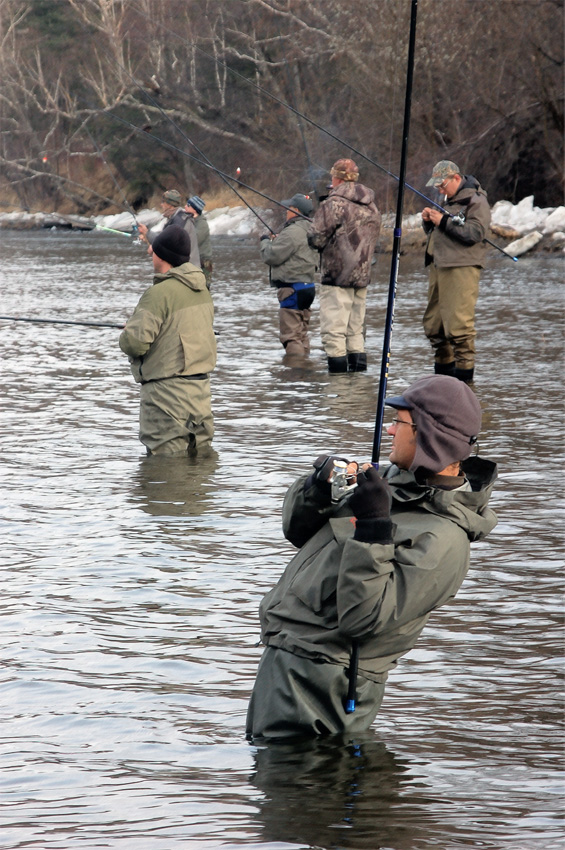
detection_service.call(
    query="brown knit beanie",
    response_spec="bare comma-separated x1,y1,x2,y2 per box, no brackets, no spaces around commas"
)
385,375,481,473
152,225,191,267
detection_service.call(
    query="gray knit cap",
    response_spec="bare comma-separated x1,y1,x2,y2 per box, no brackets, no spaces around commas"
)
385,375,481,473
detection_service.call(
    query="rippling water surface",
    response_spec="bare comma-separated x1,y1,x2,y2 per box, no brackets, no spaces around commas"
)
1,230,563,849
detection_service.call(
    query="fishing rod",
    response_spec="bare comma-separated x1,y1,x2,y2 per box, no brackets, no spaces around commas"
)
0,316,124,329
127,5,516,261
346,0,419,717
101,111,313,226
85,123,140,240
94,42,277,236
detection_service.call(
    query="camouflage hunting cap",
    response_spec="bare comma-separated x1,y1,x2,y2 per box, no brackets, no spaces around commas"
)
426,160,461,187
330,158,359,182
162,189,182,205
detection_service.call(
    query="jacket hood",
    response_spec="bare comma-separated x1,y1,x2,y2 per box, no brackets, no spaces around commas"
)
330,181,376,207
153,262,208,292
450,176,488,203
385,456,498,542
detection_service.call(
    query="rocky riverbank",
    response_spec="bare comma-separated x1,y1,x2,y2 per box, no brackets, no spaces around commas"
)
1,196,564,257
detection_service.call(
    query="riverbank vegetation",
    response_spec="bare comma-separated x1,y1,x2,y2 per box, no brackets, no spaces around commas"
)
0,0,562,216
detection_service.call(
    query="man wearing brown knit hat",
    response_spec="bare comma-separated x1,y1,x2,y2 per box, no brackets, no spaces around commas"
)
246,374,497,740
308,158,381,372
138,188,200,269
119,225,216,456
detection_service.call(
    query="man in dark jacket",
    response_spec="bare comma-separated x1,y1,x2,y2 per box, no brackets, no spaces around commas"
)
421,161,491,384
308,159,381,372
138,189,201,269
246,375,497,741
260,193,318,357
119,226,216,456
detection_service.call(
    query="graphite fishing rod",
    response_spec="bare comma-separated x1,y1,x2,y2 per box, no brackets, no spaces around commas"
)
0,316,124,329
345,0,419,716
127,4,517,261
94,42,277,236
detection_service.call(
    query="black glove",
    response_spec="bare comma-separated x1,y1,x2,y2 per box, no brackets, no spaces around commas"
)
348,466,393,543
305,454,348,498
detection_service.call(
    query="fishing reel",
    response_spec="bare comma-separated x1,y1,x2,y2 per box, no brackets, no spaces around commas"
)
451,211,466,227
329,460,358,504
131,223,143,246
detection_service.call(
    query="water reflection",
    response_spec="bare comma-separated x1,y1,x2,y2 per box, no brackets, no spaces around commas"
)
250,733,437,850
131,451,220,517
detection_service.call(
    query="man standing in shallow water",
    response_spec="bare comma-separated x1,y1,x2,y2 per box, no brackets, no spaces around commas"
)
119,226,216,457
246,375,497,741
421,160,491,384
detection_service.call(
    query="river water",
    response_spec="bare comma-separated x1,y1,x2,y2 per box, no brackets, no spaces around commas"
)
0,229,563,850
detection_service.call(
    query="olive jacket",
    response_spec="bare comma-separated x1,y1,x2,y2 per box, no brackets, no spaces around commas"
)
260,217,318,287
423,176,491,269
119,262,216,384
258,456,498,683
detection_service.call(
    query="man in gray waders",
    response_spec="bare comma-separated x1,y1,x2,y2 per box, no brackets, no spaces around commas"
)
421,160,491,384
246,375,497,740
260,193,318,357
119,226,216,456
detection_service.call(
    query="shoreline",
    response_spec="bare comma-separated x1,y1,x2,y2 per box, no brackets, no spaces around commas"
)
1,198,564,257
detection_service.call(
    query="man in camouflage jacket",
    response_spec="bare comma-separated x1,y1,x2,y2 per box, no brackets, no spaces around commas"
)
308,159,381,372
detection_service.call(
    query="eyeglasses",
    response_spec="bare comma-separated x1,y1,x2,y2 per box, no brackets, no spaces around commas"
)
436,176,455,192
388,418,416,430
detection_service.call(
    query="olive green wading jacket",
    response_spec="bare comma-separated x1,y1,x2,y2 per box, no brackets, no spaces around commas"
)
258,457,498,682
119,262,216,383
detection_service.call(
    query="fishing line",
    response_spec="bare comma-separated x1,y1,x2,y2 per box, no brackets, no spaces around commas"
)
93,39,277,235
0,316,124,329
100,110,313,225
84,122,140,238
126,3,517,260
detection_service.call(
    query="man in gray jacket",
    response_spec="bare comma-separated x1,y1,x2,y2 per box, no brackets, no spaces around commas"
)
421,161,491,384
186,195,213,288
119,226,216,456
138,189,201,270
246,375,497,740
260,193,318,357
308,159,381,372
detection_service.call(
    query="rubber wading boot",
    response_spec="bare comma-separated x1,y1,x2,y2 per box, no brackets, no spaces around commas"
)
434,361,456,376
327,355,348,373
455,367,474,383
348,352,367,372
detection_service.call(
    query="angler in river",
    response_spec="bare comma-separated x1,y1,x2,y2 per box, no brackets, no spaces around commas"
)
421,160,492,384
308,158,381,373
137,189,200,268
246,375,498,741
185,195,213,288
259,192,318,359
119,225,216,457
